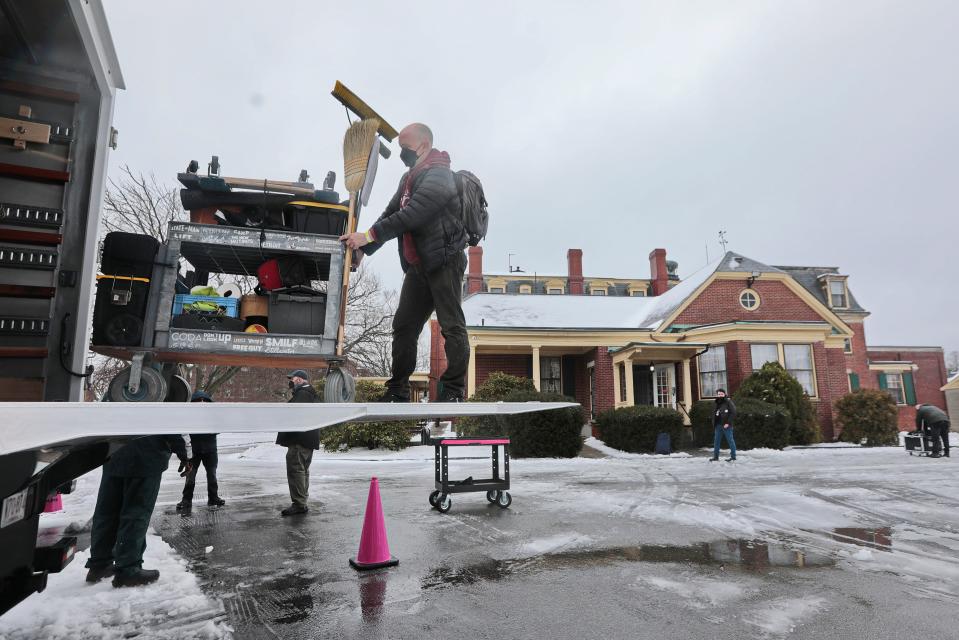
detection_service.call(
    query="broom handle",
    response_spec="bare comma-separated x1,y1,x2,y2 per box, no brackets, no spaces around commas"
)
335,193,360,357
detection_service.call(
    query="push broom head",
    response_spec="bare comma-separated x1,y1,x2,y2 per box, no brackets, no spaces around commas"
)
343,118,380,194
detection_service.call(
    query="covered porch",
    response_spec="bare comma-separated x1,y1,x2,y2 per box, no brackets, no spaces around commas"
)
608,342,707,424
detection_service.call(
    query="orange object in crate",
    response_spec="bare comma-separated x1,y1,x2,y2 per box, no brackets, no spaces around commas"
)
189,207,219,225
245,324,268,333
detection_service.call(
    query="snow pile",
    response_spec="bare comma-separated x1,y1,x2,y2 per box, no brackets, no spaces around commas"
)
636,572,755,608
0,533,231,640
585,436,692,459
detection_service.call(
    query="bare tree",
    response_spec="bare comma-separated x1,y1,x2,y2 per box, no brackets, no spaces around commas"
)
342,266,396,375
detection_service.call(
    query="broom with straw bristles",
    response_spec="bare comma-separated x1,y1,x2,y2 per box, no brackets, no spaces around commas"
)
336,118,381,357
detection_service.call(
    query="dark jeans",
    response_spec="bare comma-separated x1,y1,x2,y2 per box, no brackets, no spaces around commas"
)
86,473,162,575
931,421,951,456
387,252,468,398
181,451,219,502
714,425,737,459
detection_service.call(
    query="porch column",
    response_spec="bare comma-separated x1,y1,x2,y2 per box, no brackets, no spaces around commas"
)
532,346,541,391
467,345,477,398
624,360,635,406
681,357,693,425
612,361,621,407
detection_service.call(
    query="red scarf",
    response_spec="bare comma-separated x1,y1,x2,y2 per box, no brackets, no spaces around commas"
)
400,149,451,265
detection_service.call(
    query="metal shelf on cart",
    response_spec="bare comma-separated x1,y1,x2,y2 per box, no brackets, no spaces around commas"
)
437,478,508,494
169,222,341,281
92,341,343,368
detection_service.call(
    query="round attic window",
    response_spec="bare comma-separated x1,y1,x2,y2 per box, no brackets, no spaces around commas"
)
739,289,760,310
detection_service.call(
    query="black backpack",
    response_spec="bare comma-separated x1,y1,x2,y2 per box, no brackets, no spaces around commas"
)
453,170,488,246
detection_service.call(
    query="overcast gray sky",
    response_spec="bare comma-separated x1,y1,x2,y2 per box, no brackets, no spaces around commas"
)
102,0,956,354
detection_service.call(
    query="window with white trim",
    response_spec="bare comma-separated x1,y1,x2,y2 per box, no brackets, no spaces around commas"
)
548,288,563,295
591,288,607,296
784,344,816,396
540,356,562,394
698,346,727,398
739,290,759,310
750,344,779,371
843,338,853,354
829,280,848,308
489,287,504,294
885,372,905,404
519,284,532,294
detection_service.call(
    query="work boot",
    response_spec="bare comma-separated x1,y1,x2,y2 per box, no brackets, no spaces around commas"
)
930,453,942,458
85,565,115,583
944,451,951,458
208,497,226,507
708,457,719,462
377,391,409,403
725,457,736,462
112,568,160,588
175,500,191,511
281,504,309,517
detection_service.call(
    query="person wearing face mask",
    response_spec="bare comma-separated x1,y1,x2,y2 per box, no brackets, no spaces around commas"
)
710,388,737,462
340,123,469,403
276,370,320,516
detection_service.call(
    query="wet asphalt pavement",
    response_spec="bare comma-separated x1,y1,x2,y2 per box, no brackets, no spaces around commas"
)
149,445,959,640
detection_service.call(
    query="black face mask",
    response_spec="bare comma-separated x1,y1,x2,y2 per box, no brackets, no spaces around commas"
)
400,147,418,168
288,380,295,389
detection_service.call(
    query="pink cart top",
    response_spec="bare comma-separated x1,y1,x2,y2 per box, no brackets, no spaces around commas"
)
439,439,510,446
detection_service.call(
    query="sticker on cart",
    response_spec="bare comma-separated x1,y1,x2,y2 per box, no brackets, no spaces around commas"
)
1,488,29,529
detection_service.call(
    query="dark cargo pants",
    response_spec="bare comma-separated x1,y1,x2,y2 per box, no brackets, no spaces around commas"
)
285,444,314,507
387,252,469,399
931,421,951,456
85,472,162,575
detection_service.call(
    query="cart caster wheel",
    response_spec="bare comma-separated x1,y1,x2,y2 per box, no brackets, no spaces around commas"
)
165,375,192,402
436,494,452,513
496,491,512,509
429,490,441,507
108,366,168,403
324,368,356,403
486,490,498,504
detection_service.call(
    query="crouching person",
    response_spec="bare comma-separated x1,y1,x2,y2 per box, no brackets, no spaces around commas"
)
86,434,191,587
277,370,320,517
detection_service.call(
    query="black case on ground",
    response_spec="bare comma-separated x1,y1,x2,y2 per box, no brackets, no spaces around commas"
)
268,287,327,335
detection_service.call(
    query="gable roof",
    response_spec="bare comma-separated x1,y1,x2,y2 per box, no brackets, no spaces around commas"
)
772,265,868,314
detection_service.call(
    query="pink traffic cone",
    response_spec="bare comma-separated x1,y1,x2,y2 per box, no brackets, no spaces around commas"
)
349,477,399,570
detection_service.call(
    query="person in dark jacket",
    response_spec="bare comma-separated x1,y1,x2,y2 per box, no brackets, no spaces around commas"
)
340,123,469,403
710,389,737,462
85,434,191,587
276,370,320,516
916,403,951,458
176,390,225,513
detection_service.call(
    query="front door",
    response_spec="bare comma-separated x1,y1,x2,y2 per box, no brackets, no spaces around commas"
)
632,365,654,405
654,364,675,408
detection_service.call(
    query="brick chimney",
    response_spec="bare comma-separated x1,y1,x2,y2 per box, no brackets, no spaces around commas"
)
467,246,483,294
649,248,668,296
567,249,584,294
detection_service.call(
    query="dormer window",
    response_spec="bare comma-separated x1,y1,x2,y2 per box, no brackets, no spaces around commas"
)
829,280,848,308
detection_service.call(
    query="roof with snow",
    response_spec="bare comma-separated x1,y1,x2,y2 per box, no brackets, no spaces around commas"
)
463,251,858,332
464,255,724,330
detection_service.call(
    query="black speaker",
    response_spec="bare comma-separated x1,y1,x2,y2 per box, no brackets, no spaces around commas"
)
92,276,150,346
100,232,159,279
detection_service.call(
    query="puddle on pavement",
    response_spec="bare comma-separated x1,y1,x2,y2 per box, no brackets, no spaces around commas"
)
422,528,893,590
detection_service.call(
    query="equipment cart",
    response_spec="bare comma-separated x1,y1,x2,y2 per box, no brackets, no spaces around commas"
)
90,169,358,403
905,428,934,456
428,436,512,513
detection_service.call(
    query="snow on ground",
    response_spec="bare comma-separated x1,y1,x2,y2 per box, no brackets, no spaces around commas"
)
0,532,230,640
743,596,828,635
584,436,692,459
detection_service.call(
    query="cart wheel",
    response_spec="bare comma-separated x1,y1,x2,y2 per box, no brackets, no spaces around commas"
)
496,491,512,509
324,368,356,403
436,494,452,513
429,490,441,507
108,366,168,403
486,490,498,503
165,375,192,402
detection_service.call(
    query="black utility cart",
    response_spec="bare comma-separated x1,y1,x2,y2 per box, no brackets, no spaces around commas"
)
428,436,512,513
